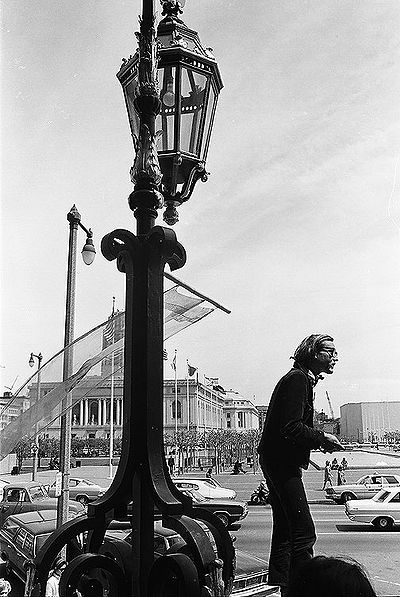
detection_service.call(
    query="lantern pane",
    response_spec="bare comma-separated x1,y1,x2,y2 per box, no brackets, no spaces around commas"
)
180,67,207,156
156,66,177,152
200,83,216,160
124,77,140,140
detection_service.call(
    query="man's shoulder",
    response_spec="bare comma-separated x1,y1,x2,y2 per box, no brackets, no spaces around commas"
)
280,367,308,383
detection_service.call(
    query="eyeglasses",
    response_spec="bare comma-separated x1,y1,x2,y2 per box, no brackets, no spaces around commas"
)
320,348,338,358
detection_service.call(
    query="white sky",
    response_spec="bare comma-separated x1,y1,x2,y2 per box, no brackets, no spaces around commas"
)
1,0,400,417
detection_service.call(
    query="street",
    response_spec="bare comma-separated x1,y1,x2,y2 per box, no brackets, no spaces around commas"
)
4,463,400,596
219,467,400,597
234,503,400,597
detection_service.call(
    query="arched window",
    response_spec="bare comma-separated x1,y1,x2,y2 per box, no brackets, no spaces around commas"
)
172,400,182,419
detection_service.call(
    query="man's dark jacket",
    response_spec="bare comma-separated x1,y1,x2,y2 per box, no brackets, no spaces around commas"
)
258,364,325,469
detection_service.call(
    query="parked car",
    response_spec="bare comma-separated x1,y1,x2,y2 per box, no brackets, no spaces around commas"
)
172,478,237,500
47,477,107,505
102,521,277,597
325,473,400,504
177,487,248,527
0,509,83,583
345,487,400,530
0,481,84,527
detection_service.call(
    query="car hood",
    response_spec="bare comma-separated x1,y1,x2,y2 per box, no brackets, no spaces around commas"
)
198,498,245,509
346,498,378,509
34,497,84,513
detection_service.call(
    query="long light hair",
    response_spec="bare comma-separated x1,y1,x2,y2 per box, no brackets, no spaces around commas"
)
292,334,334,368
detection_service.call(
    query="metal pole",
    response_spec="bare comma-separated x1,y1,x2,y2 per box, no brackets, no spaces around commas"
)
174,349,178,471
31,354,42,481
57,206,80,526
108,298,116,480
186,364,190,431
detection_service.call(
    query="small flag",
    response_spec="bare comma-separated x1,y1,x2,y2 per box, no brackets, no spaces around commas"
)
171,353,176,371
103,317,115,344
187,362,197,377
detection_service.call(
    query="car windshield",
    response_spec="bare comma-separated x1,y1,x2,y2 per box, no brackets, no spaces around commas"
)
184,489,207,502
203,478,221,488
373,490,390,502
30,486,48,501
357,476,369,485
36,533,53,552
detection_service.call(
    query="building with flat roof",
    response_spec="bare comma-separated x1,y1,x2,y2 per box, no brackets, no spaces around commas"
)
340,401,400,442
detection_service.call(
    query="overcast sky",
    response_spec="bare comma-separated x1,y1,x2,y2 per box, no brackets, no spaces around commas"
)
1,0,400,416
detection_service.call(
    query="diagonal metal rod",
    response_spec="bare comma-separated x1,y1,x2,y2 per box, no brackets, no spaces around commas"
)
164,272,232,314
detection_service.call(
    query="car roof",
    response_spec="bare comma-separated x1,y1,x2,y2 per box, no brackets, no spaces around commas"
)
2,510,57,534
3,481,47,489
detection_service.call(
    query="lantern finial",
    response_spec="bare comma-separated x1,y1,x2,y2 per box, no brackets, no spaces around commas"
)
160,0,186,19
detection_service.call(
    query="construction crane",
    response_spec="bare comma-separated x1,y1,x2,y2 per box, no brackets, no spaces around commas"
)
325,391,335,420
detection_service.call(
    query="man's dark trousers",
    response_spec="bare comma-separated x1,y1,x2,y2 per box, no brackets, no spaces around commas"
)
260,456,316,591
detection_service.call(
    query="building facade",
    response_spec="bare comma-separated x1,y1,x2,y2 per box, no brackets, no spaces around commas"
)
223,390,259,431
0,392,30,431
340,401,400,442
164,379,225,434
256,405,268,430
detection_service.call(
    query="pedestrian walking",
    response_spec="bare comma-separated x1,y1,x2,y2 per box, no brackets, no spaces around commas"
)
257,334,343,597
167,454,175,476
340,457,348,470
322,460,333,490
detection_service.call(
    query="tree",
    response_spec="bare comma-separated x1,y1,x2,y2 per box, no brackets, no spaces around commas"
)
13,437,32,471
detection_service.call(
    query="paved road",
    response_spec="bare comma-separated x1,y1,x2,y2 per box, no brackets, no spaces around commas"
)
234,503,400,597
4,460,400,596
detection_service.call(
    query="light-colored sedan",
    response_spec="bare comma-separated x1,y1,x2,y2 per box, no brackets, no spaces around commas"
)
345,487,400,530
325,473,400,504
172,477,236,500
47,477,107,505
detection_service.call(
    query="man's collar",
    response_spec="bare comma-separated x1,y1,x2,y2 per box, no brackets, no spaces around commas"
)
293,363,321,387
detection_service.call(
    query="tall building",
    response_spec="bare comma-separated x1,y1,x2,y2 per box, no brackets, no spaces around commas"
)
340,401,400,442
164,379,225,434
223,389,259,431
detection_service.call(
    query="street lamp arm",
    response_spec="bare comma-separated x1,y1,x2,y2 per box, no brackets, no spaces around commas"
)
78,222,92,238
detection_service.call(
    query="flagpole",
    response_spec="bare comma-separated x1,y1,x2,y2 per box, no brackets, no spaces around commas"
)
186,360,190,431
174,349,178,472
108,297,116,480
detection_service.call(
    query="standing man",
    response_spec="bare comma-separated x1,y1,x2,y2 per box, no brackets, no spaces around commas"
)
322,460,333,490
258,334,343,597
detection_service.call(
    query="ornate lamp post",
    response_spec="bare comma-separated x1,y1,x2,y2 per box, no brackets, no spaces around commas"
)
117,0,223,226
57,206,95,527
33,4,233,597
28,351,43,481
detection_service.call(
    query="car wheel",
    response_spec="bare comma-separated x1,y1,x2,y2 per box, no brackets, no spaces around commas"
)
250,495,260,505
77,495,89,506
373,517,393,531
341,492,355,504
216,513,229,527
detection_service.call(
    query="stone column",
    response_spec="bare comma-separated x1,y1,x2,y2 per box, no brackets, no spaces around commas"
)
79,400,84,426
84,399,89,425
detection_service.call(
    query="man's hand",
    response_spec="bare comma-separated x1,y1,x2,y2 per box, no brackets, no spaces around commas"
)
320,432,345,453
